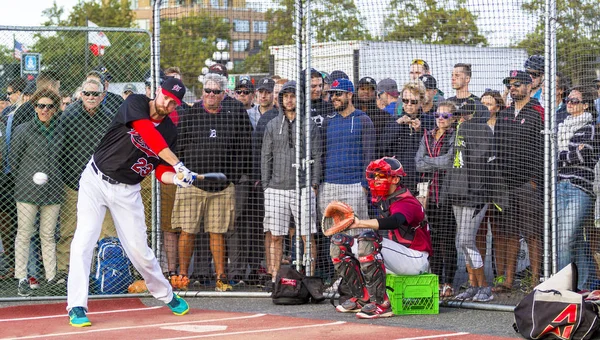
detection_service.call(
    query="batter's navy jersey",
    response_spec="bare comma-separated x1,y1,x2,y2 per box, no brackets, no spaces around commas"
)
93,94,177,185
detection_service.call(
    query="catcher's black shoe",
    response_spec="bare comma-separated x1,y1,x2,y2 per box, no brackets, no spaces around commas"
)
336,297,367,313
356,301,393,319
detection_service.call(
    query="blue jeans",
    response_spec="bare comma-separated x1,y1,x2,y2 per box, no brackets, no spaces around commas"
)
556,180,593,287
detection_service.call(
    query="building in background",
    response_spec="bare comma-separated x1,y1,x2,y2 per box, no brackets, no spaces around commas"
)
131,0,270,70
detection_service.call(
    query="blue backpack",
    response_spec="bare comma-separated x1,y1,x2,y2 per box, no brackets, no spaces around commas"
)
92,237,134,294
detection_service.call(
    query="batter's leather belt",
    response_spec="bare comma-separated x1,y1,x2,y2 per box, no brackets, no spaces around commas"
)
91,162,120,185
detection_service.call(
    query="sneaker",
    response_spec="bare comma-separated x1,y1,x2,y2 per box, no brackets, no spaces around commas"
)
336,297,367,313
472,287,494,302
216,277,232,292
17,278,31,297
29,277,40,289
454,286,479,301
263,280,274,293
68,307,92,327
170,275,190,290
167,293,189,316
356,301,393,319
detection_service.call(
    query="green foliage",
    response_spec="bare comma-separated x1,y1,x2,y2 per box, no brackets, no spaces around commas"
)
30,0,148,94
242,0,295,73
0,46,15,65
241,0,371,73
159,12,231,89
515,0,600,85
384,0,487,46
311,0,372,42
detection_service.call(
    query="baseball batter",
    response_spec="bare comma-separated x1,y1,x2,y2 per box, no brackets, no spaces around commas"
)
330,157,432,319
66,78,194,327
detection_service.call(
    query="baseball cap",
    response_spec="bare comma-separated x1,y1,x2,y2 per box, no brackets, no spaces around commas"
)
419,75,437,90
94,66,112,81
326,78,354,93
593,78,600,84
502,70,532,85
256,77,275,92
329,70,349,82
122,83,137,94
358,77,377,88
235,78,255,91
161,78,186,105
209,64,228,77
377,78,399,97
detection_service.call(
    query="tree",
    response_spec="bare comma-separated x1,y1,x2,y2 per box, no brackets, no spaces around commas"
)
242,0,296,73
242,0,371,73
515,0,600,85
33,0,148,94
159,12,231,89
384,0,487,46
311,0,372,42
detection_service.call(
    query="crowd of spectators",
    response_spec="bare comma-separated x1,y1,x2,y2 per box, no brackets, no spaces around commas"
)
1,55,600,300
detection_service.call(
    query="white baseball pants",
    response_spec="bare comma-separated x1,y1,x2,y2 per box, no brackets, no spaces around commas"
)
67,161,172,311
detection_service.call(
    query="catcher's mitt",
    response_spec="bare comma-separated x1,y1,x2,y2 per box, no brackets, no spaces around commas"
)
321,201,356,237
128,280,148,294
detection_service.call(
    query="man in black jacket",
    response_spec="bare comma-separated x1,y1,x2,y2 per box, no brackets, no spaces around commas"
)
172,73,252,292
495,70,544,292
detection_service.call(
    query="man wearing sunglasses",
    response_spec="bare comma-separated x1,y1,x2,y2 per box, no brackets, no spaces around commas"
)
85,70,123,116
235,78,256,122
320,79,375,236
354,77,399,159
594,78,600,118
494,69,544,293
172,73,253,292
524,55,545,107
56,78,116,285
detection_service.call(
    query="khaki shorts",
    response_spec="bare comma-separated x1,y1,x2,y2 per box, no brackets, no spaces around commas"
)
171,183,235,234
160,183,179,233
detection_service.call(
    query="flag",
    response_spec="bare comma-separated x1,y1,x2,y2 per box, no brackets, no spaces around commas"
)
87,20,111,57
14,39,28,60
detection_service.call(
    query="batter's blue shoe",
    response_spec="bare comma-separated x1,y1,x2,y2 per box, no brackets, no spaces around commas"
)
69,307,91,327
167,293,189,316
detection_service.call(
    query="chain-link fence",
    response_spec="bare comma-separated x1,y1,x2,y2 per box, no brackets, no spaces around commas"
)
0,26,151,298
1,0,600,312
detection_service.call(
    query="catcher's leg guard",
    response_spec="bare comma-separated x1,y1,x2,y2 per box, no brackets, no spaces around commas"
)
358,230,388,304
330,233,369,301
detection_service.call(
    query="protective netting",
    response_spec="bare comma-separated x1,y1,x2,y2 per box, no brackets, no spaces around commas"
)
0,0,599,309
0,26,151,297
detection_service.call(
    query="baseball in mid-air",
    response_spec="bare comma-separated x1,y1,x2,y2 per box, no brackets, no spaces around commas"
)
33,172,48,185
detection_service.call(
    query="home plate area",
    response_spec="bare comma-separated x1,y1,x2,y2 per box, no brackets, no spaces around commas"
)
0,298,512,340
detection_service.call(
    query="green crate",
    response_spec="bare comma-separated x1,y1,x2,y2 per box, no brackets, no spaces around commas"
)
386,274,439,315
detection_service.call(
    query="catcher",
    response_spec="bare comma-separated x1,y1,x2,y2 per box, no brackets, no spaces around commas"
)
328,157,432,319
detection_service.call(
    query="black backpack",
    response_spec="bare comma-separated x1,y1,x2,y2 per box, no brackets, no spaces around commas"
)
272,266,325,305
513,263,600,339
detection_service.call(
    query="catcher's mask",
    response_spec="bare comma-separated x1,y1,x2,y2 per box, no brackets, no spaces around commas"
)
366,157,406,203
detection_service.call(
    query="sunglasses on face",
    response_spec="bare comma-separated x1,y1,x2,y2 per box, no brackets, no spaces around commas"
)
505,82,523,89
528,71,542,78
6,91,14,96
566,97,582,105
62,101,71,105
82,91,102,97
330,91,346,98
35,103,56,110
402,98,419,105
204,88,223,95
434,112,453,119
236,90,252,95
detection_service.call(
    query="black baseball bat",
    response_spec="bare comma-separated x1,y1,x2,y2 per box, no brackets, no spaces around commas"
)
177,172,227,182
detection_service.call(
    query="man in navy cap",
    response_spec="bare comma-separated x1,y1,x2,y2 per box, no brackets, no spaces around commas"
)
319,79,375,235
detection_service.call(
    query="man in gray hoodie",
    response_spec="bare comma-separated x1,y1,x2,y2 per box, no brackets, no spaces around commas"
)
261,81,322,291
